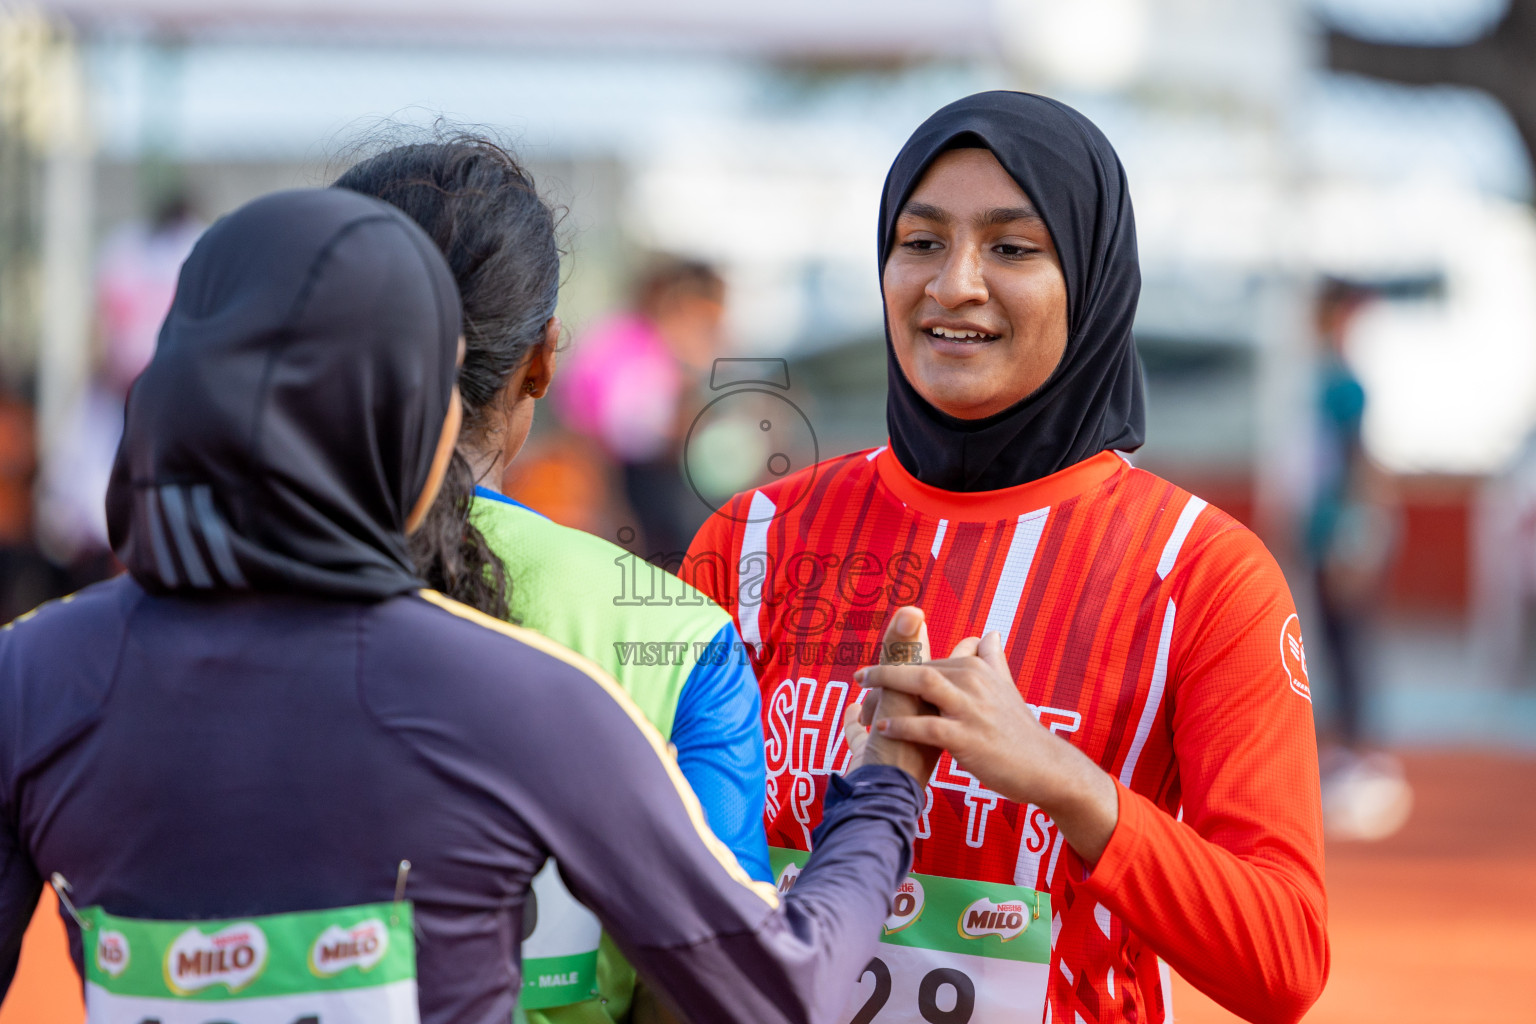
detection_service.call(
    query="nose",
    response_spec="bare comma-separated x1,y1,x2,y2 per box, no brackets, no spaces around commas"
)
927,243,988,309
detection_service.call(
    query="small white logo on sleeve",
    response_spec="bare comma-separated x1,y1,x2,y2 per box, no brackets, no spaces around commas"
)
95,930,129,977
1281,614,1310,702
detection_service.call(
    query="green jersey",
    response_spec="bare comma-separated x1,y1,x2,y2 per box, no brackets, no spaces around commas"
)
470,489,769,1024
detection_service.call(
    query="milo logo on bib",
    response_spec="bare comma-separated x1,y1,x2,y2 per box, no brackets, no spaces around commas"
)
81,901,420,1024
884,877,924,934
957,898,1029,942
165,922,268,994
311,918,389,976
95,930,130,977
771,847,1051,1024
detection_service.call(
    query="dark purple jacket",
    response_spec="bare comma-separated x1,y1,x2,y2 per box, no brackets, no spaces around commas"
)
0,576,920,1023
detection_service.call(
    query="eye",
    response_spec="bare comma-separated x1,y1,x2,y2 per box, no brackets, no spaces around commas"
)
900,238,941,253
995,243,1037,259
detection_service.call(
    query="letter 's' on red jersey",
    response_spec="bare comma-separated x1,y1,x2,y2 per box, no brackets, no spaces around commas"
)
687,446,1328,1024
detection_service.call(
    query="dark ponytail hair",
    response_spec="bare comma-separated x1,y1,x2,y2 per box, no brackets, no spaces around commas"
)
334,132,563,620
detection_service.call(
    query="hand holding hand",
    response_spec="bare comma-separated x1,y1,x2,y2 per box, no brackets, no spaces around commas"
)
845,606,942,786
856,631,1119,866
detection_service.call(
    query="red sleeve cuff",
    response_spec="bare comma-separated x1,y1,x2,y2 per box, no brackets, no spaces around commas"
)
1070,778,1150,897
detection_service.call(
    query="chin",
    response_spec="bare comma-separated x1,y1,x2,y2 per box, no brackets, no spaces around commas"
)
916,385,1011,421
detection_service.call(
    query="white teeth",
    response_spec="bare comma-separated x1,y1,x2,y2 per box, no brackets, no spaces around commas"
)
929,327,994,341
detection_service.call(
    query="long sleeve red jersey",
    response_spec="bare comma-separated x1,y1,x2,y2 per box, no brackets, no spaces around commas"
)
685,446,1328,1024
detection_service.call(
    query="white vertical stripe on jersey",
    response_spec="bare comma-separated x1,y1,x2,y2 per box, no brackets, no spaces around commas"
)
930,518,948,559
1156,496,1208,579
1045,826,1065,886
737,491,777,653
1120,598,1177,787
982,507,1050,642
1014,803,1050,886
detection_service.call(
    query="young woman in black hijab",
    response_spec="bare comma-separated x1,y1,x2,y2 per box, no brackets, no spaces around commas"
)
689,92,1327,1024
0,188,939,1024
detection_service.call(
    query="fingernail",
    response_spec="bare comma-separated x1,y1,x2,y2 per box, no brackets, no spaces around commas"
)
854,667,867,682
895,607,921,634
875,720,890,733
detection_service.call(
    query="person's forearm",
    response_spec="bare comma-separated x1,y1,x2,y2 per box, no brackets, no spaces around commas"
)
523,633,925,1024
1001,732,1119,867
619,766,924,1024
1075,782,1328,1024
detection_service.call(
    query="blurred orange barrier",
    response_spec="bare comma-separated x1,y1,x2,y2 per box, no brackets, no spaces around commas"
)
0,889,83,1024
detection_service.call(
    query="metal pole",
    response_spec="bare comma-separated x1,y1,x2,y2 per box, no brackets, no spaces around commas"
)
35,20,92,509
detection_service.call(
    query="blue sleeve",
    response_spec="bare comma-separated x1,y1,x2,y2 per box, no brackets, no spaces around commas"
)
670,621,772,883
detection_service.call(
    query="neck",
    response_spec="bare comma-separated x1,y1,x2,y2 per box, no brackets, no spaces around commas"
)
463,443,505,496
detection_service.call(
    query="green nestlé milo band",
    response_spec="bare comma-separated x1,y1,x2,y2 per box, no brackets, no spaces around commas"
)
769,848,1050,964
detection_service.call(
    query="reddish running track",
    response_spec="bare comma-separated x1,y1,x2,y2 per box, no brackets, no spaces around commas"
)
1176,751,1536,1023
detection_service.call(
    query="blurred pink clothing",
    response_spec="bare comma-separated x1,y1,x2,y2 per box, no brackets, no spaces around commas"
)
558,313,683,463
96,218,203,394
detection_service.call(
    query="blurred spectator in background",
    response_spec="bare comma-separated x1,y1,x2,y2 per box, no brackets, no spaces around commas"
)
95,192,205,395
556,256,725,560
1306,277,1412,841
1473,429,1536,689
35,191,203,586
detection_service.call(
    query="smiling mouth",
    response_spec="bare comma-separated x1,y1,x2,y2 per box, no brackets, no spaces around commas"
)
925,326,1000,343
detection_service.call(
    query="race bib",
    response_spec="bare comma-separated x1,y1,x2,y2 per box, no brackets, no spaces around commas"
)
517,861,602,1010
771,848,1050,1024
81,901,418,1024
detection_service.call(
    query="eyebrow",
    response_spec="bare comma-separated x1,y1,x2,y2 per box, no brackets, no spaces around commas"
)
899,200,1044,227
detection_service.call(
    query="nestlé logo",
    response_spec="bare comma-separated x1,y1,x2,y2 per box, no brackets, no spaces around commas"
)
883,876,925,934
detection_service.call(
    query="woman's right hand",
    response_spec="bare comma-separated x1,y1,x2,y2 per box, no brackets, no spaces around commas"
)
855,629,1120,866
844,606,943,785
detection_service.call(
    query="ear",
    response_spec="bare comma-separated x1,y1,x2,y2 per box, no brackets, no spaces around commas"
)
526,317,560,399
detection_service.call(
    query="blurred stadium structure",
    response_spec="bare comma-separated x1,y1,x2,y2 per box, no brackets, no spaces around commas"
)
1,0,1529,735
0,1,1533,1020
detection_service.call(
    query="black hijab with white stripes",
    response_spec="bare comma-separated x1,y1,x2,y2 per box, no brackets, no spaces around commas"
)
106,188,461,599
880,91,1145,491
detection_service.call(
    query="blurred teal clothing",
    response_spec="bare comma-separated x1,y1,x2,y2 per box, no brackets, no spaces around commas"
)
1307,355,1367,561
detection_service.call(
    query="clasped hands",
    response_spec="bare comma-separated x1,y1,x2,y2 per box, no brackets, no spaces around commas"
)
845,606,1119,866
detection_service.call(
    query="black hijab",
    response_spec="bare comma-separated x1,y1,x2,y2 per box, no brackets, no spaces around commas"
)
106,188,462,600
879,91,1145,492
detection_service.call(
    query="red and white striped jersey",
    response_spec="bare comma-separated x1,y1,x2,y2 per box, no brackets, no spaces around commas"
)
687,446,1327,1024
